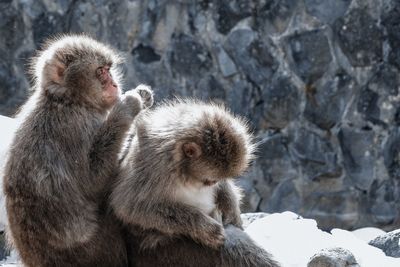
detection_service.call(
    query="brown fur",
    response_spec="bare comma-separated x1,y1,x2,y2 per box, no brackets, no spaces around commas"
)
112,100,280,267
3,34,153,267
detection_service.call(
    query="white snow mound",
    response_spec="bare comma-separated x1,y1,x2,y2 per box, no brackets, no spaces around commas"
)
0,115,19,231
245,212,400,267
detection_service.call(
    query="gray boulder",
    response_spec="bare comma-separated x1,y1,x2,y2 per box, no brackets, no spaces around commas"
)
369,230,400,258
307,247,360,267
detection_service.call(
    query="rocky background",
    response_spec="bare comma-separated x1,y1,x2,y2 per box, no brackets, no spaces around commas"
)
1,0,400,230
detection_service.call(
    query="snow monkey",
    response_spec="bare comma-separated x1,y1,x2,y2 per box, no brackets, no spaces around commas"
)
111,100,281,267
3,34,153,267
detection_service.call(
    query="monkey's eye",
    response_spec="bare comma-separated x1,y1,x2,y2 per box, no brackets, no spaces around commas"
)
96,65,113,85
96,67,103,77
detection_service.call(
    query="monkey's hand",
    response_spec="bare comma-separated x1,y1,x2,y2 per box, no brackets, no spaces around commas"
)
122,84,153,117
223,211,243,230
216,180,244,229
193,217,225,249
134,84,154,108
121,90,145,118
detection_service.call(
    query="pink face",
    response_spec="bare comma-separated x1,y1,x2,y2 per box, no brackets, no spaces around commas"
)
96,65,119,107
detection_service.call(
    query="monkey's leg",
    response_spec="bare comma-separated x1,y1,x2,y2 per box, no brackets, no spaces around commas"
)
216,180,243,229
32,213,128,267
81,212,128,267
126,232,221,267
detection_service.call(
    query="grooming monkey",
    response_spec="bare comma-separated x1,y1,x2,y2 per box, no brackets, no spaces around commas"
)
3,35,153,267
111,100,280,267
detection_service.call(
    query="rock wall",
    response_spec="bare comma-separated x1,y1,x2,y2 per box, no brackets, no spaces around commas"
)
1,0,400,230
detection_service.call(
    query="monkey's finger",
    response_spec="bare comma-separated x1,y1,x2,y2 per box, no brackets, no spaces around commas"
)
134,84,154,108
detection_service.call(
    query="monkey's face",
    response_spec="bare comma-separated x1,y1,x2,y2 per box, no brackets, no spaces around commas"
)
180,129,250,186
60,55,121,110
95,64,119,108
37,35,122,110
181,142,218,186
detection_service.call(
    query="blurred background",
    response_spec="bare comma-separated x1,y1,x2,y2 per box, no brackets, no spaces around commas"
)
0,0,399,231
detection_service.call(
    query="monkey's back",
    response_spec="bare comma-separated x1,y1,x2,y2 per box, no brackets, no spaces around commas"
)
3,34,134,267
4,103,96,199
3,103,122,267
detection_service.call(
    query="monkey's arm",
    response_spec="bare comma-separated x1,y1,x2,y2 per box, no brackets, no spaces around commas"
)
89,99,138,181
215,180,243,229
113,197,225,249
89,86,153,181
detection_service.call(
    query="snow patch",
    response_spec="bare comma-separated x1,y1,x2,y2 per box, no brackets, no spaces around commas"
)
0,115,19,231
352,227,387,243
245,212,400,267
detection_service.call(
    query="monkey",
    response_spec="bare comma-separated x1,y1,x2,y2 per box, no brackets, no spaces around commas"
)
3,34,153,267
111,100,281,267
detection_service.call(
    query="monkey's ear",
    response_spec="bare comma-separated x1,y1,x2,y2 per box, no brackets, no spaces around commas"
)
44,59,66,85
182,142,202,159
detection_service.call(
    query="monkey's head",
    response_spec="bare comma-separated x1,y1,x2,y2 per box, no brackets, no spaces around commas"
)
160,102,255,186
32,34,123,111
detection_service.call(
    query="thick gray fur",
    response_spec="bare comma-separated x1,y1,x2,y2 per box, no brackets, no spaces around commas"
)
112,100,281,267
3,35,153,267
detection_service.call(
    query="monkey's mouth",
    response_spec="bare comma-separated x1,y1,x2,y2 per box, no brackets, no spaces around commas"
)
203,179,218,186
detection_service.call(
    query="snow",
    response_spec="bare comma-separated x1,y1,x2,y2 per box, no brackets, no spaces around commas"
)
0,116,21,266
0,115,18,160
0,251,20,266
245,212,400,267
352,227,387,243
0,115,19,231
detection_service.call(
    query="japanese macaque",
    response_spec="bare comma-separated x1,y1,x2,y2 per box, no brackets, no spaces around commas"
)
3,34,153,267
111,100,280,267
